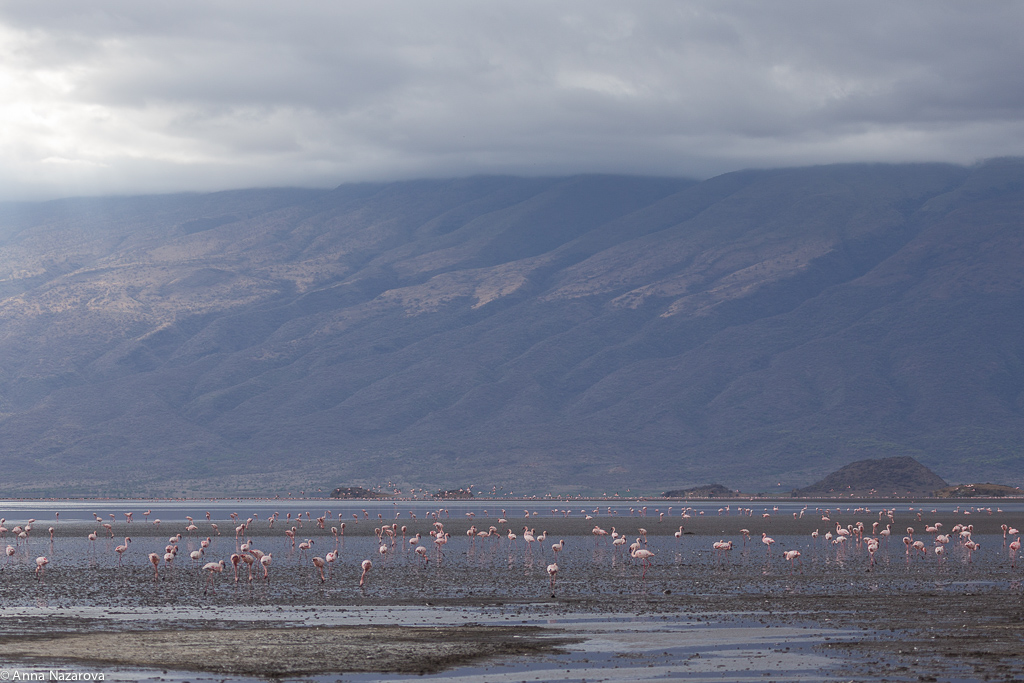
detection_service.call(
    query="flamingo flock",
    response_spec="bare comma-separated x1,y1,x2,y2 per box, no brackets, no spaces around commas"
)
2,503,1020,598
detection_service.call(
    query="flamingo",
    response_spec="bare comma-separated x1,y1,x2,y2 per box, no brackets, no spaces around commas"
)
148,553,160,579
552,539,564,556
547,563,559,590
35,556,49,578
631,547,655,578
359,559,372,587
1009,537,1020,568
260,553,272,581
415,545,429,564
964,540,979,563
312,556,326,582
783,549,801,572
203,560,226,593
241,553,256,581
114,537,131,566
761,532,775,555
324,551,336,579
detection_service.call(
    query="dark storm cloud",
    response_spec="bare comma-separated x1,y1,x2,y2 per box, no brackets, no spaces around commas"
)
0,1,1022,199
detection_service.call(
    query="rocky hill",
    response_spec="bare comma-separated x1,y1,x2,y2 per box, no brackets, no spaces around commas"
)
792,457,948,497
0,161,1022,496
662,484,738,499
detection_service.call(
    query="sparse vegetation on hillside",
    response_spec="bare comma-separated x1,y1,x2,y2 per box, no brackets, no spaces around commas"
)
933,483,1022,498
792,456,948,497
662,484,738,499
0,162,1022,495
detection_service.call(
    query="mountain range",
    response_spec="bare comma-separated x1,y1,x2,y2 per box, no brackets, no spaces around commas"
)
0,159,1021,496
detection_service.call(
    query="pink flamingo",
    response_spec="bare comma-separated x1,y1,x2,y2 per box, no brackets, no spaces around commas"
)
241,553,255,581
761,533,775,555
312,556,326,582
1010,537,1020,568
783,549,801,572
415,545,429,564
547,562,559,590
631,547,655,578
359,559,372,587
148,553,160,579
35,556,49,578
964,540,979,563
114,537,131,566
324,551,336,579
203,559,226,593
230,553,241,582
260,553,272,581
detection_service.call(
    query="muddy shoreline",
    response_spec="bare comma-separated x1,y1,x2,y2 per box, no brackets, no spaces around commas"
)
5,624,580,677
2,505,1022,680
3,589,1022,679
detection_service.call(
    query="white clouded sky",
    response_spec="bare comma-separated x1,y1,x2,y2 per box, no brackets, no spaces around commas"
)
1,1,1022,199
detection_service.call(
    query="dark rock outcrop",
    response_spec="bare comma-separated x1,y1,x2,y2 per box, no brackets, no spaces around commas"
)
663,484,738,499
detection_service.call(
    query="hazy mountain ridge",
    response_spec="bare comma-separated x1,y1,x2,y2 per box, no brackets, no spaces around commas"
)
0,162,1021,496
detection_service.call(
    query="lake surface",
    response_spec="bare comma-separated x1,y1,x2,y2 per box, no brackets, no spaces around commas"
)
1,498,1021,681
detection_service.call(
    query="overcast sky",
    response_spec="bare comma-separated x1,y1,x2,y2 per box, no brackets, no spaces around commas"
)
1,1,1022,200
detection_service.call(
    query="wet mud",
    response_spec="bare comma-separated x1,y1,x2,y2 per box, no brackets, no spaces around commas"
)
5,624,579,677
0,504,1022,680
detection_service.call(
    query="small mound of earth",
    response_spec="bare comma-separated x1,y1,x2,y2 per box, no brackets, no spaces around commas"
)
6,624,578,676
792,456,947,497
662,483,737,498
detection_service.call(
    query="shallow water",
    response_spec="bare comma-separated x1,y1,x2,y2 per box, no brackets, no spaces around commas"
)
2,497,1021,524
1,500,1021,681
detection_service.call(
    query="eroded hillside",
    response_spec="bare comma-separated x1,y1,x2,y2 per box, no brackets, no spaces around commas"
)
0,162,1021,496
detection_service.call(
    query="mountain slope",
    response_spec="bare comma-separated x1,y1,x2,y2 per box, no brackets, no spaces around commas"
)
0,162,1020,496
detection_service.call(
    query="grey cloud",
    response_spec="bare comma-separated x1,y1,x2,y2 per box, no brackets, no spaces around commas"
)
0,1,1022,200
